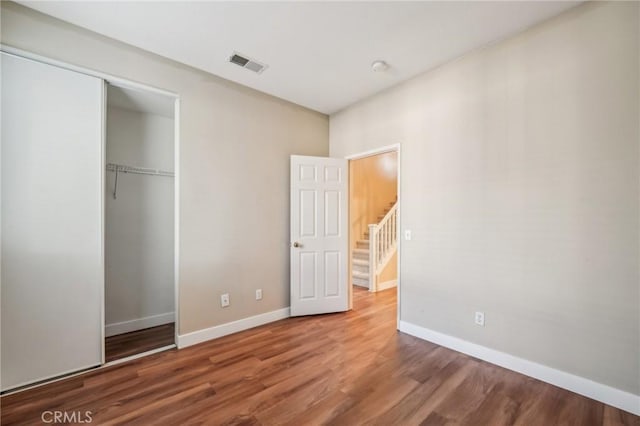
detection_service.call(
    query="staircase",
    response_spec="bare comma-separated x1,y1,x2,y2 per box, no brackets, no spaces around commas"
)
352,198,398,291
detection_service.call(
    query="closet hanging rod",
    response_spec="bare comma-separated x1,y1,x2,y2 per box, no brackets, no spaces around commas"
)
106,163,174,178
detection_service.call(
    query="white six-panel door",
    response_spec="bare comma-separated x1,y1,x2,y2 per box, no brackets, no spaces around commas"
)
1,53,104,391
290,156,348,316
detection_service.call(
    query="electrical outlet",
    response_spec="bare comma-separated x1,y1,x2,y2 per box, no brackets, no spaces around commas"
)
475,311,485,326
220,293,230,308
256,289,263,300
404,229,412,240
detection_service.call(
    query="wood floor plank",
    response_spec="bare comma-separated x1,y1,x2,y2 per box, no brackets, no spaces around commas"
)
281,389,356,426
330,373,421,424
2,287,638,425
104,323,175,362
370,357,479,426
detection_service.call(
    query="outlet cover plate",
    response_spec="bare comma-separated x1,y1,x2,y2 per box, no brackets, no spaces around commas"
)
221,293,230,308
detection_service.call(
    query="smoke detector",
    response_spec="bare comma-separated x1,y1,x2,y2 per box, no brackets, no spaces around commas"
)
229,52,268,74
371,60,389,72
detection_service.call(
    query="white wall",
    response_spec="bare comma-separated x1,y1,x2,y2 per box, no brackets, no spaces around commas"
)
105,106,174,334
331,2,639,396
0,2,329,335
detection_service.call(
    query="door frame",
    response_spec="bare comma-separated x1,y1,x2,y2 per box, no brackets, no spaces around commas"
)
345,143,402,329
0,44,182,358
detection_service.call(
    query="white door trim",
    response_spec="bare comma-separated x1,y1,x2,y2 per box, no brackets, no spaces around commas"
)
345,144,400,160
173,97,181,344
100,80,107,365
345,143,402,329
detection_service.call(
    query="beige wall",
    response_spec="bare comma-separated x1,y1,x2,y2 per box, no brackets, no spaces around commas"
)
0,2,329,335
331,2,639,395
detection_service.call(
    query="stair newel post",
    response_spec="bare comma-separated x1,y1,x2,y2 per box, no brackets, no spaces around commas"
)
368,223,377,292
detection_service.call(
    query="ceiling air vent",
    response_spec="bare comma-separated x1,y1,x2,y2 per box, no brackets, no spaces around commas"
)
229,52,267,74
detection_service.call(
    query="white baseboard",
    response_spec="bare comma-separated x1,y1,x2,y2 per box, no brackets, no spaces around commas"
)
377,279,397,291
398,320,640,416
177,307,290,349
105,312,175,337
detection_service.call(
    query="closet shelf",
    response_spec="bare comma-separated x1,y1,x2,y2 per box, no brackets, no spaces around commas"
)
106,163,174,178
107,163,174,200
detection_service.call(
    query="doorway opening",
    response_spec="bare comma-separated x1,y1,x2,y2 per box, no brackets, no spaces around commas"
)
289,147,399,319
348,147,399,311
104,84,177,362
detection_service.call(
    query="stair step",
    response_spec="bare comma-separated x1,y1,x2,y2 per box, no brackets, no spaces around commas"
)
353,264,369,274
353,276,369,287
356,240,369,248
352,270,369,280
351,278,369,288
353,248,369,259
352,258,369,272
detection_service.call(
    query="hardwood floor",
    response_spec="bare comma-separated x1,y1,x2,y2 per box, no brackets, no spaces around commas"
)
2,287,638,425
105,323,175,363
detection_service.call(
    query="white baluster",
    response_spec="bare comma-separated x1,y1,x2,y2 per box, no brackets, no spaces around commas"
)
383,222,387,258
392,210,396,245
386,220,390,254
379,227,383,264
380,225,383,262
386,220,390,253
368,224,376,292
381,223,385,261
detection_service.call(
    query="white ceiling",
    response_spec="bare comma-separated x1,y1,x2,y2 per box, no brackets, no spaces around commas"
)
21,1,580,114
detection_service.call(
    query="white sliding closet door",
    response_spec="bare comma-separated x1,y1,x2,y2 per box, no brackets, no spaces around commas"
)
1,53,104,391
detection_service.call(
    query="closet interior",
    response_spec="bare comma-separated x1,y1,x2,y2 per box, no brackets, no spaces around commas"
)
104,84,176,362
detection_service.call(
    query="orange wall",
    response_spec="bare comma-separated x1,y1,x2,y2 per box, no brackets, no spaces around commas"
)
350,151,398,240
379,251,397,284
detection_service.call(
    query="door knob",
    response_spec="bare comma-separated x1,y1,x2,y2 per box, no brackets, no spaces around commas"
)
292,242,301,248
